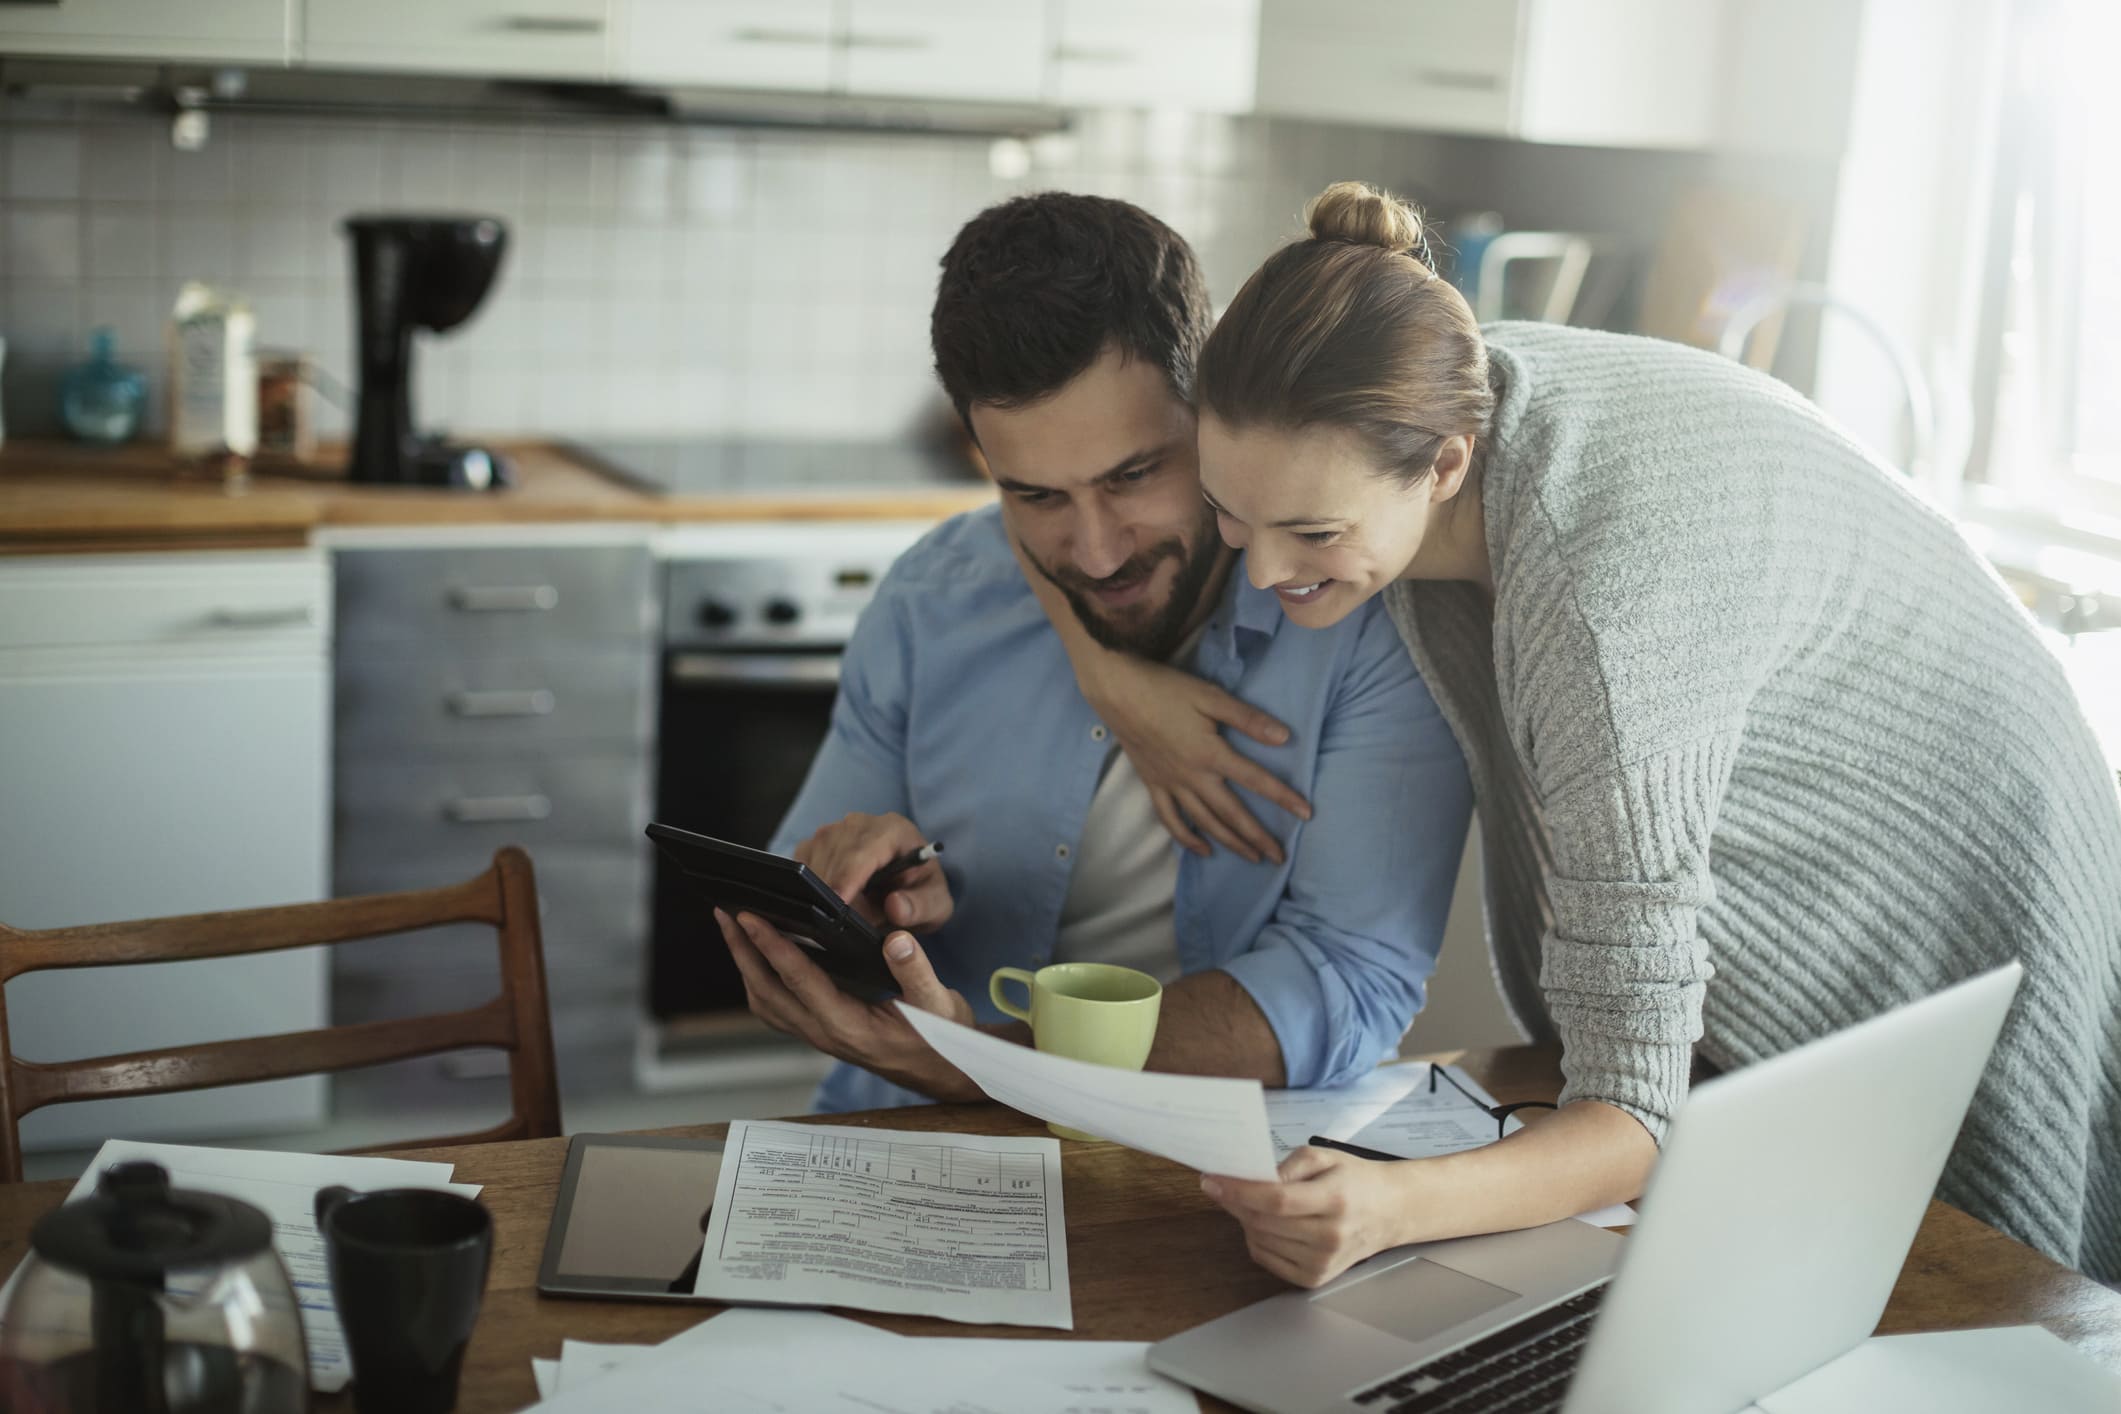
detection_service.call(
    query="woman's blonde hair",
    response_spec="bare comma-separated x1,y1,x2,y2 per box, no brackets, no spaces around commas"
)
1198,181,1493,484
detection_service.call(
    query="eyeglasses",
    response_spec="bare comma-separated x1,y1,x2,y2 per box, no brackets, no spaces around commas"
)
1430,1063,1558,1141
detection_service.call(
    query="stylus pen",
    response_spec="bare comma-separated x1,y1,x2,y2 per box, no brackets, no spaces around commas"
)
863,840,944,899
1308,1134,1407,1163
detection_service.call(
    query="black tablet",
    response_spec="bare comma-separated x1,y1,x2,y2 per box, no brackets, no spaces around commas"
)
536,1134,724,1301
645,821,898,999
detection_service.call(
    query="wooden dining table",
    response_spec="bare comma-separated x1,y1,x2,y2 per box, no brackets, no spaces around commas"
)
2,1044,2116,1412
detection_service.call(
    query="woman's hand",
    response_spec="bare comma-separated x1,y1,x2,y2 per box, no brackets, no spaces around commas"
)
1200,1146,1421,1288
1089,655,1314,864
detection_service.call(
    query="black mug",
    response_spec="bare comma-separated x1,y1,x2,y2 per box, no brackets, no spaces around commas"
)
313,1186,494,1414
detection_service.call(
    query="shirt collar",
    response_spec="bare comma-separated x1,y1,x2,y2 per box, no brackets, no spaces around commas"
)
1195,557,1285,677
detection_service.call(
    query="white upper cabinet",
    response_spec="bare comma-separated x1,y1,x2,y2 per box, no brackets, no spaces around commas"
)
615,0,837,91
0,0,291,64
303,0,613,81
1050,0,1258,113
1258,0,1734,150
839,0,1045,103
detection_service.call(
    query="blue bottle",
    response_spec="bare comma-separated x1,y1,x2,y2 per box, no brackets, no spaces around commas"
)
60,327,148,444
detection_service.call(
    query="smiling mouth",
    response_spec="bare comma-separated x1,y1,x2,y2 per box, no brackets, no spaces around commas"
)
1275,581,1331,604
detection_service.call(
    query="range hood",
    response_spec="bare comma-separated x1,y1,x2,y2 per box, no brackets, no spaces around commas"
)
0,55,1070,139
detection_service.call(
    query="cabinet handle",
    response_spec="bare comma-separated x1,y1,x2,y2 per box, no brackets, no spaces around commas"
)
844,32,932,51
447,688,556,718
205,606,315,629
448,584,559,613
444,793,552,824
1415,68,1503,92
730,27,834,46
499,15,605,34
1053,45,1133,65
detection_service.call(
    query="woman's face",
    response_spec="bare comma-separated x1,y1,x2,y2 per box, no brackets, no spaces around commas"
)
1196,414,1435,629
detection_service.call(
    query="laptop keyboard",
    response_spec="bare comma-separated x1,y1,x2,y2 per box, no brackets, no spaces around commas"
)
1349,1282,1609,1413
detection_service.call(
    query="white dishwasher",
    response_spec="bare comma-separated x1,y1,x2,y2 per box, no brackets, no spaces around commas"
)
0,549,332,1150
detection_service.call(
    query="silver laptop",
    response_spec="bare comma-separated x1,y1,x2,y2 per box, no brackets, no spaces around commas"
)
1150,962,2023,1414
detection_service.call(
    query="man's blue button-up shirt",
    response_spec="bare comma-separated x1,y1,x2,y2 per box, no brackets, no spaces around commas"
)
771,506,1473,1113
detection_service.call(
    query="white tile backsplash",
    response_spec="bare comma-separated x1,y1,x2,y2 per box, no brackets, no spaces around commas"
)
0,104,1473,441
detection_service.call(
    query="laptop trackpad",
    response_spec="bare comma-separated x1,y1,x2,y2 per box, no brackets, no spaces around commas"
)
1313,1258,1520,1345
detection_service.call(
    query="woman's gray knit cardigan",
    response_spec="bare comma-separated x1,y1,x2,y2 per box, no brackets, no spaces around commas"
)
1383,322,2121,1280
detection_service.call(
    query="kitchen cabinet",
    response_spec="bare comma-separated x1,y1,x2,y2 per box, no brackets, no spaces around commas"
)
1258,0,1727,150
0,550,332,1150
329,534,655,1088
0,0,290,63
0,0,291,63
838,1,1044,103
614,0,837,91
1049,0,1257,113
302,0,612,81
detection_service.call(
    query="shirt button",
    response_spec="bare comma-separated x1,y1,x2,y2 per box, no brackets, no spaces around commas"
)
1055,844,1071,860
1090,725,1108,741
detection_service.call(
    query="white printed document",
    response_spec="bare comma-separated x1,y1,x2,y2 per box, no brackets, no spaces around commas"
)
1751,1325,2121,1413
526,1308,1192,1414
693,1120,1073,1329
1266,1065,1636,1227
898,1003,1281,1181
0,1140,480,1393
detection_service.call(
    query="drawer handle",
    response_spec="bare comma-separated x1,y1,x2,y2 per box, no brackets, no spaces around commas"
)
445,794,552,824
205,606,315,629
730,26,833,46
1053,45,1132,65
844,31,932,50
449,584,559,613
1415,68,1503,91
499,14,605,34
448,689,556,718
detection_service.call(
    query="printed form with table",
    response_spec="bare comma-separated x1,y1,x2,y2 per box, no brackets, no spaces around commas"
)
12,1005,2117,1413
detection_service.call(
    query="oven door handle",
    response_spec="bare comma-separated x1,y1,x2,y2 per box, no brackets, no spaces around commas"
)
669,651,843,686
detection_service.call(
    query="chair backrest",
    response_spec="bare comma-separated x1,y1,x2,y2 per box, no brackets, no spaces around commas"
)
0,847,561,1181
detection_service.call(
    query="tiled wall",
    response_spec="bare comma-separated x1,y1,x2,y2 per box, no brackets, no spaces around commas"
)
0,105,1444,445
1,100,1826,447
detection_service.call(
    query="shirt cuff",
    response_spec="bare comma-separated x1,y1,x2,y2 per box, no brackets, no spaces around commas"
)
1217,936,1388,1090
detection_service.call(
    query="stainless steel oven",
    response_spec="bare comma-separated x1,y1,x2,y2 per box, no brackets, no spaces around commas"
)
649,524,935,1022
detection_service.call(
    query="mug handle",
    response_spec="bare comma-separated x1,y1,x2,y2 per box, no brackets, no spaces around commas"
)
314,1184,356,1229
990,967,1036,1023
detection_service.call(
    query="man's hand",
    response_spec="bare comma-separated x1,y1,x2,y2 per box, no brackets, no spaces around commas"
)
715,907,982,1102
792,811,953,934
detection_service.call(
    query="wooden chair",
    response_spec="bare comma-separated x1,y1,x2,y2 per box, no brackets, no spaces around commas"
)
0,846,561,1182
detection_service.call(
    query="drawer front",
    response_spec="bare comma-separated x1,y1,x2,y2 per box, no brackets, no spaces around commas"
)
334,544,654,653
336,647,653,757
0,550,329,652
333,753,649,881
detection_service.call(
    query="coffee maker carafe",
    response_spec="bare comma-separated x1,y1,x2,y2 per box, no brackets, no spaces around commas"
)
343,215,509,489
0,1161,310,1414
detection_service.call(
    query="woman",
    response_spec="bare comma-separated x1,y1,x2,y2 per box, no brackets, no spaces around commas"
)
1027,181,2121,1284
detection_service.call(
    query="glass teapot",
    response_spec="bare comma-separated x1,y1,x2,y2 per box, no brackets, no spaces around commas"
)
0,1161,310,1414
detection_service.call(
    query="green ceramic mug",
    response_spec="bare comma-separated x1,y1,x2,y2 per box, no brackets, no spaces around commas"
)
989,962,1163,1141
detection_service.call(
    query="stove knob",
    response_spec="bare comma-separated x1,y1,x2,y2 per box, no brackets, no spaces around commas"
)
763,598,802,627
696,599,737,629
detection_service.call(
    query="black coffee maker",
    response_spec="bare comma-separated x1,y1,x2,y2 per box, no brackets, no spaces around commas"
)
344,215,511,489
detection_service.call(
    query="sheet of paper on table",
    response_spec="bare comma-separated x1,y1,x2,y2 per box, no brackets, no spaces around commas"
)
897,1002,1281,1181
526,1307,1192,1414
0,1139,481,1393
1747,1325,2121,1413
691,1119,1074,1329
1265,1065,1637,1227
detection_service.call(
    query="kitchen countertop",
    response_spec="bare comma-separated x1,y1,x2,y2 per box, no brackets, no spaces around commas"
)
0,440,996,552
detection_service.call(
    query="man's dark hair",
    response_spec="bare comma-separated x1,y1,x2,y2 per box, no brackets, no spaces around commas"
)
931,193,1212,429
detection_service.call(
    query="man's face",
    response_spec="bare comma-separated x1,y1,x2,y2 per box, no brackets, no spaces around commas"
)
971,346,1225,660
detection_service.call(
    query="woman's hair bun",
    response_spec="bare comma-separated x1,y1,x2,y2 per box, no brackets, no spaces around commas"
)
1305,180,1426,257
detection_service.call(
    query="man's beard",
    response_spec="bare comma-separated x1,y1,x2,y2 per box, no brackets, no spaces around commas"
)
1030,503,1223,661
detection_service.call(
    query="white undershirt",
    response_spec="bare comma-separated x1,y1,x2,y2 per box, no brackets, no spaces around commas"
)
1051,627,1206,984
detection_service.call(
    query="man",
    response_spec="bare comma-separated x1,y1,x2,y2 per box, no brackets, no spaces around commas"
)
712,193,1472,1112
